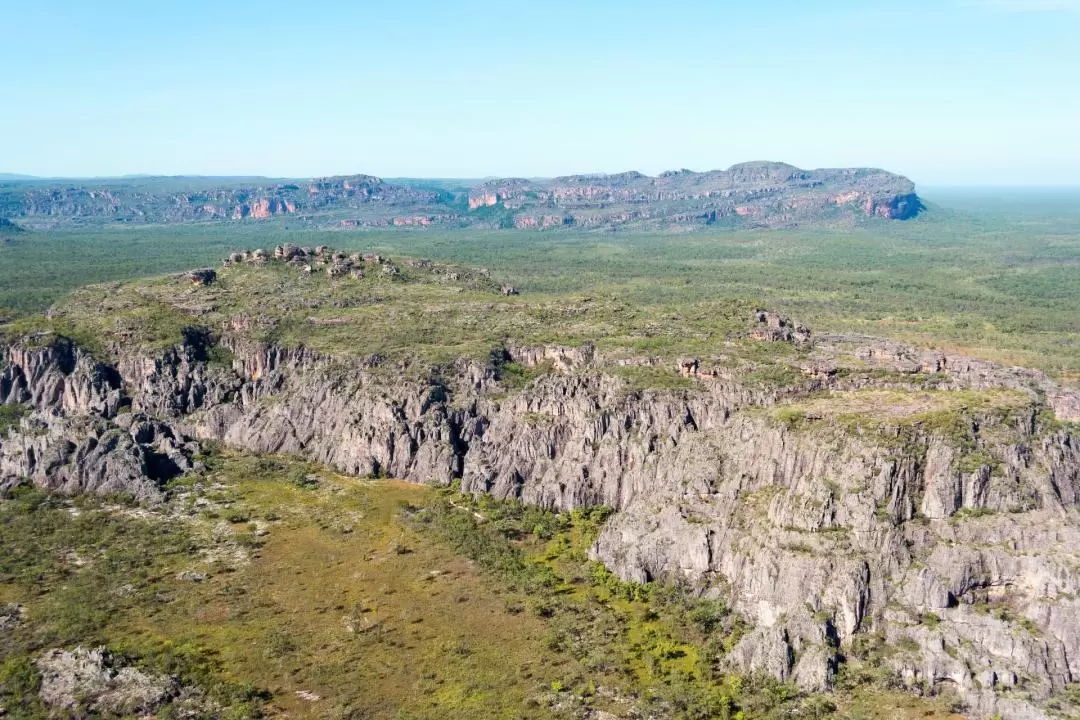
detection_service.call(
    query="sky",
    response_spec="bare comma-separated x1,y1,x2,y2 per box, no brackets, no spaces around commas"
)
1,0,1077,186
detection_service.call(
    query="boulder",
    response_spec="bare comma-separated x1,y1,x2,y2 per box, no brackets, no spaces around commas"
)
677,357,700,377
327,262,351,279
275,243,304,261
0,603,24,631
184,268,216,286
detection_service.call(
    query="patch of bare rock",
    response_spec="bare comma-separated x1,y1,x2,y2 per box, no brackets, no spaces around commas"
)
0,603,25,631
35,647,215,717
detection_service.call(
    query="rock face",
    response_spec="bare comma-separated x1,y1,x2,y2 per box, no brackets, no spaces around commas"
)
0,162,923,230
593,416,1080,717
2,316,1079,719
232,197,296,219
466,162,923,229
0,339,196,500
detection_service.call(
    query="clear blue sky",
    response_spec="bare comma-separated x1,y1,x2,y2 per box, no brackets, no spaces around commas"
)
1,0,1077,185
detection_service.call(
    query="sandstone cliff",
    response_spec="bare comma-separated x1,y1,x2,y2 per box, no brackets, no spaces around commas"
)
467,162,922,230
0,162,922,230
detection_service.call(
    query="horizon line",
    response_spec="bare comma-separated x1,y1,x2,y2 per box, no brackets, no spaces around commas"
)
3,171,1080,190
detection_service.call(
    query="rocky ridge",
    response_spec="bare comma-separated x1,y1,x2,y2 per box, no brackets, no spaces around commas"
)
0,162,922,230
1,255,1078,719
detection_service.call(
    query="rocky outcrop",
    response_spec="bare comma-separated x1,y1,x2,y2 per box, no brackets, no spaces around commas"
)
0,411,196,501
752,310,812,343
0,340,197,499
37,647,177,715
0,603,24,631
184,268,217,286
34,647,219,718
513,214,568,229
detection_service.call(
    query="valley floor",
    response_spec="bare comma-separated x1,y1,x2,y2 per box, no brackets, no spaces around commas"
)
1,450,966,720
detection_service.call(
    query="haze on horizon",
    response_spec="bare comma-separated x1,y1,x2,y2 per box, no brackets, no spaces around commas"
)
2,0,1077,187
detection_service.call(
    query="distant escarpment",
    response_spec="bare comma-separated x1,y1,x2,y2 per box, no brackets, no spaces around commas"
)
0,162,923,230
2,253,1079,719
0,174,440,226
469,162,923,229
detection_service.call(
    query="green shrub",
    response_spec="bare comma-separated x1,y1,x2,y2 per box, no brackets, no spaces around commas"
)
287,468,319,489
0,655,44,713
0,403,28,434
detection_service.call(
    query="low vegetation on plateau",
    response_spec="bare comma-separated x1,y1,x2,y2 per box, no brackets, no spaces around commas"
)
8,245,774,375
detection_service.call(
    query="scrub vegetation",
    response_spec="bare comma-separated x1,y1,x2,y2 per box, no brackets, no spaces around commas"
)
0,451,964,720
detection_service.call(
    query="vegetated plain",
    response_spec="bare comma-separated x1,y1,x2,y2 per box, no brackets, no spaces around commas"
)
1,189,1078,383
0,450,966,720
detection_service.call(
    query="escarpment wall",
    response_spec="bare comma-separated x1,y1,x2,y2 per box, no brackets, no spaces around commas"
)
2,335,1080,719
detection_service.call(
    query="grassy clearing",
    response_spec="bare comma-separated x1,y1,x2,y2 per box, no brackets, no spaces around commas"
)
769,388,1032,426
0,454,567,718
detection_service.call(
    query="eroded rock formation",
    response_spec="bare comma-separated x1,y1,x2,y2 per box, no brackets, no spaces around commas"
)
1,308,1078,719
